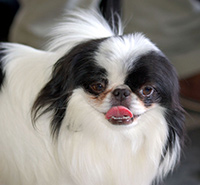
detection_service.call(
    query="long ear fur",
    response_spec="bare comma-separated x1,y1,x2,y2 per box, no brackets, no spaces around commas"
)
157,91,185,181
32,38,106,138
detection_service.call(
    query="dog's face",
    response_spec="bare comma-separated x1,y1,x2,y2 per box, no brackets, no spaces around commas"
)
32,34,183,140
84,36,168,127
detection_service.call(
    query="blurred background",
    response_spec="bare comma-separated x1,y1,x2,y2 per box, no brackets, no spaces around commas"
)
0,0,199,184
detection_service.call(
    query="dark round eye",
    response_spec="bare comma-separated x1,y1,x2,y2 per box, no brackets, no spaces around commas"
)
90,82,106,94
140,85,154,97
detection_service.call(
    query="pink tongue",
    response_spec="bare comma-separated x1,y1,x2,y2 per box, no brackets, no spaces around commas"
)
105,106,133,120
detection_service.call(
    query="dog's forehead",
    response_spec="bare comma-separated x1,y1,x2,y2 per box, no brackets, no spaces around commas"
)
95,34,160,84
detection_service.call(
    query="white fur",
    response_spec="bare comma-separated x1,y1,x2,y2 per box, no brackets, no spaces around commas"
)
46,9,123,55
57,89,169,185
0,10,180,185
95,34,159,87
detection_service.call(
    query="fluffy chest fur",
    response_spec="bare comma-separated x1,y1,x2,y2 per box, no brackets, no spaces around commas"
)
56,89,168,185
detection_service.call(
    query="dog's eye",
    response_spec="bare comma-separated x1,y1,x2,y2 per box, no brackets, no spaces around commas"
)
140,85,154,97
90,82,106,94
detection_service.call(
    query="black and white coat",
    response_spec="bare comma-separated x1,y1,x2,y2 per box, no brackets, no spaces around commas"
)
0,9,184,185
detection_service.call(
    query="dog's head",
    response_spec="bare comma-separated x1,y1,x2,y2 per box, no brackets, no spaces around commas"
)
32,33,184,136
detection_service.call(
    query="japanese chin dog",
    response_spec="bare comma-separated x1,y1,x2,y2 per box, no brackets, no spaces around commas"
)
0,9,184,185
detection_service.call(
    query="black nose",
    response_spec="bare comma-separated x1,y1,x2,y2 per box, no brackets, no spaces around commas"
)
112,88,131,101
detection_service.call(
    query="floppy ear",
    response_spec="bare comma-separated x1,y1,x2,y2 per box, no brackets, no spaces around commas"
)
31,43,87,138
165,107,185,153
32,38,106,138
152,58,186,179
158,103,185,180
164,64,185,156
31,53,74,138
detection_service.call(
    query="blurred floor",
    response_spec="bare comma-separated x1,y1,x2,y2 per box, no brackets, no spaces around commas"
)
163,111,200,185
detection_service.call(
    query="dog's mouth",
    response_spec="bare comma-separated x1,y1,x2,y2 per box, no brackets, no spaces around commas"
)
105,106,140,125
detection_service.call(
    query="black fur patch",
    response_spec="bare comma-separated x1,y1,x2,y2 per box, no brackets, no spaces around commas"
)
99,0,121,34
125,51,179,107
125,51,185,160
32,38,107,138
